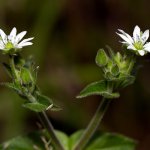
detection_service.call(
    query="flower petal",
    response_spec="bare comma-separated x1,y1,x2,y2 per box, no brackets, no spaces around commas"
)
18,41,33,47
144,42,150,52
15,31,27,43
127,45,136,50
0,41,5,49
138,50,145,56
8,27,17,43
9,27,17,37
116,33,133,45
133,25,140,42
19,37,34,45
118,29,134,43
141,30,149,43
0,29,7,44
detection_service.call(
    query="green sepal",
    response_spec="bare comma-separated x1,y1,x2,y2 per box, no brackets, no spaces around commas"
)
20,67,34,85
106,45,115,58
96,49,108,67
111,65,119,77
77,80,120,99
114,52,122,64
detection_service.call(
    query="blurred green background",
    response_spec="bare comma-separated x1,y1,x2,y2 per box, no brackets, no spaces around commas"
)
0,0,150,149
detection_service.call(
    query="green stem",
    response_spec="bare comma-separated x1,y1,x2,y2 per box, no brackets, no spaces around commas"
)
9,56,64,150
9,55,18,79
38,112,65,150
73,97,111,150
27,94,65,150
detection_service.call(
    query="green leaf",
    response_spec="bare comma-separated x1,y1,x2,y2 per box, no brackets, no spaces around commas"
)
86,132,137,150
77,80,120,99
23,102,53,112
1,82,22,94
23,92,61,112
68,130,136,150
1,131,46,150
55,131,69,150
69,130,84,149
96,49,108,67
36,92,62,111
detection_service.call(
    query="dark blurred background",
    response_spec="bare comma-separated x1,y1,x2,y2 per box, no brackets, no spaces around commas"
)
0,0,150,149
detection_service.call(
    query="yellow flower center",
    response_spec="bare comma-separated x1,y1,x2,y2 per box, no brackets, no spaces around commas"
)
5,42,14,50
134,41,143,50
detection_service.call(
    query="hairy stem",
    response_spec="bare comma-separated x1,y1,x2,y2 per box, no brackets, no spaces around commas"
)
73,97,111,150
38,112,65,150
9,55,18,79
27,93,65,150
9,55,64,150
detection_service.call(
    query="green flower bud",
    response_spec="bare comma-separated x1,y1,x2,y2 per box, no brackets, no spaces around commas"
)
96,49,109,67
20,68,33,85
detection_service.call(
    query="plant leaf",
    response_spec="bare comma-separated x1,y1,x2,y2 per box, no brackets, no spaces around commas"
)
69,130,84,149
77,80,120,99
36,92,62,111
55,131,69,150
23,102,53,112
0,131,46,150
1,82,22,94
86,132,137,150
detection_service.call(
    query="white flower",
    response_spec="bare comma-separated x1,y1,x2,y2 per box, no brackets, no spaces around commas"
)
0,27,34,53
116,25,150,56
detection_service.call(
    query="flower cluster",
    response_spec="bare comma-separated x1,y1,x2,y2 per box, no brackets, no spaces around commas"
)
0,27,33,54
116,25,150,56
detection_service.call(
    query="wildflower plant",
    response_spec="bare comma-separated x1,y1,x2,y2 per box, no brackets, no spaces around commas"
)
0,26,147,150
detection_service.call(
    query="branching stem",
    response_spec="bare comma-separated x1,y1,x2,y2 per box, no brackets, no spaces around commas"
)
73,97,111,150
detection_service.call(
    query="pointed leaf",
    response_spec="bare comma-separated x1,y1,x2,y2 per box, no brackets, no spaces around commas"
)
77,80,120,99
86,132,137,150
1,82,22,94
36,92,62,111
55,131,69,150
1,131,46,150
23,102,53,112
69,130,84,149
